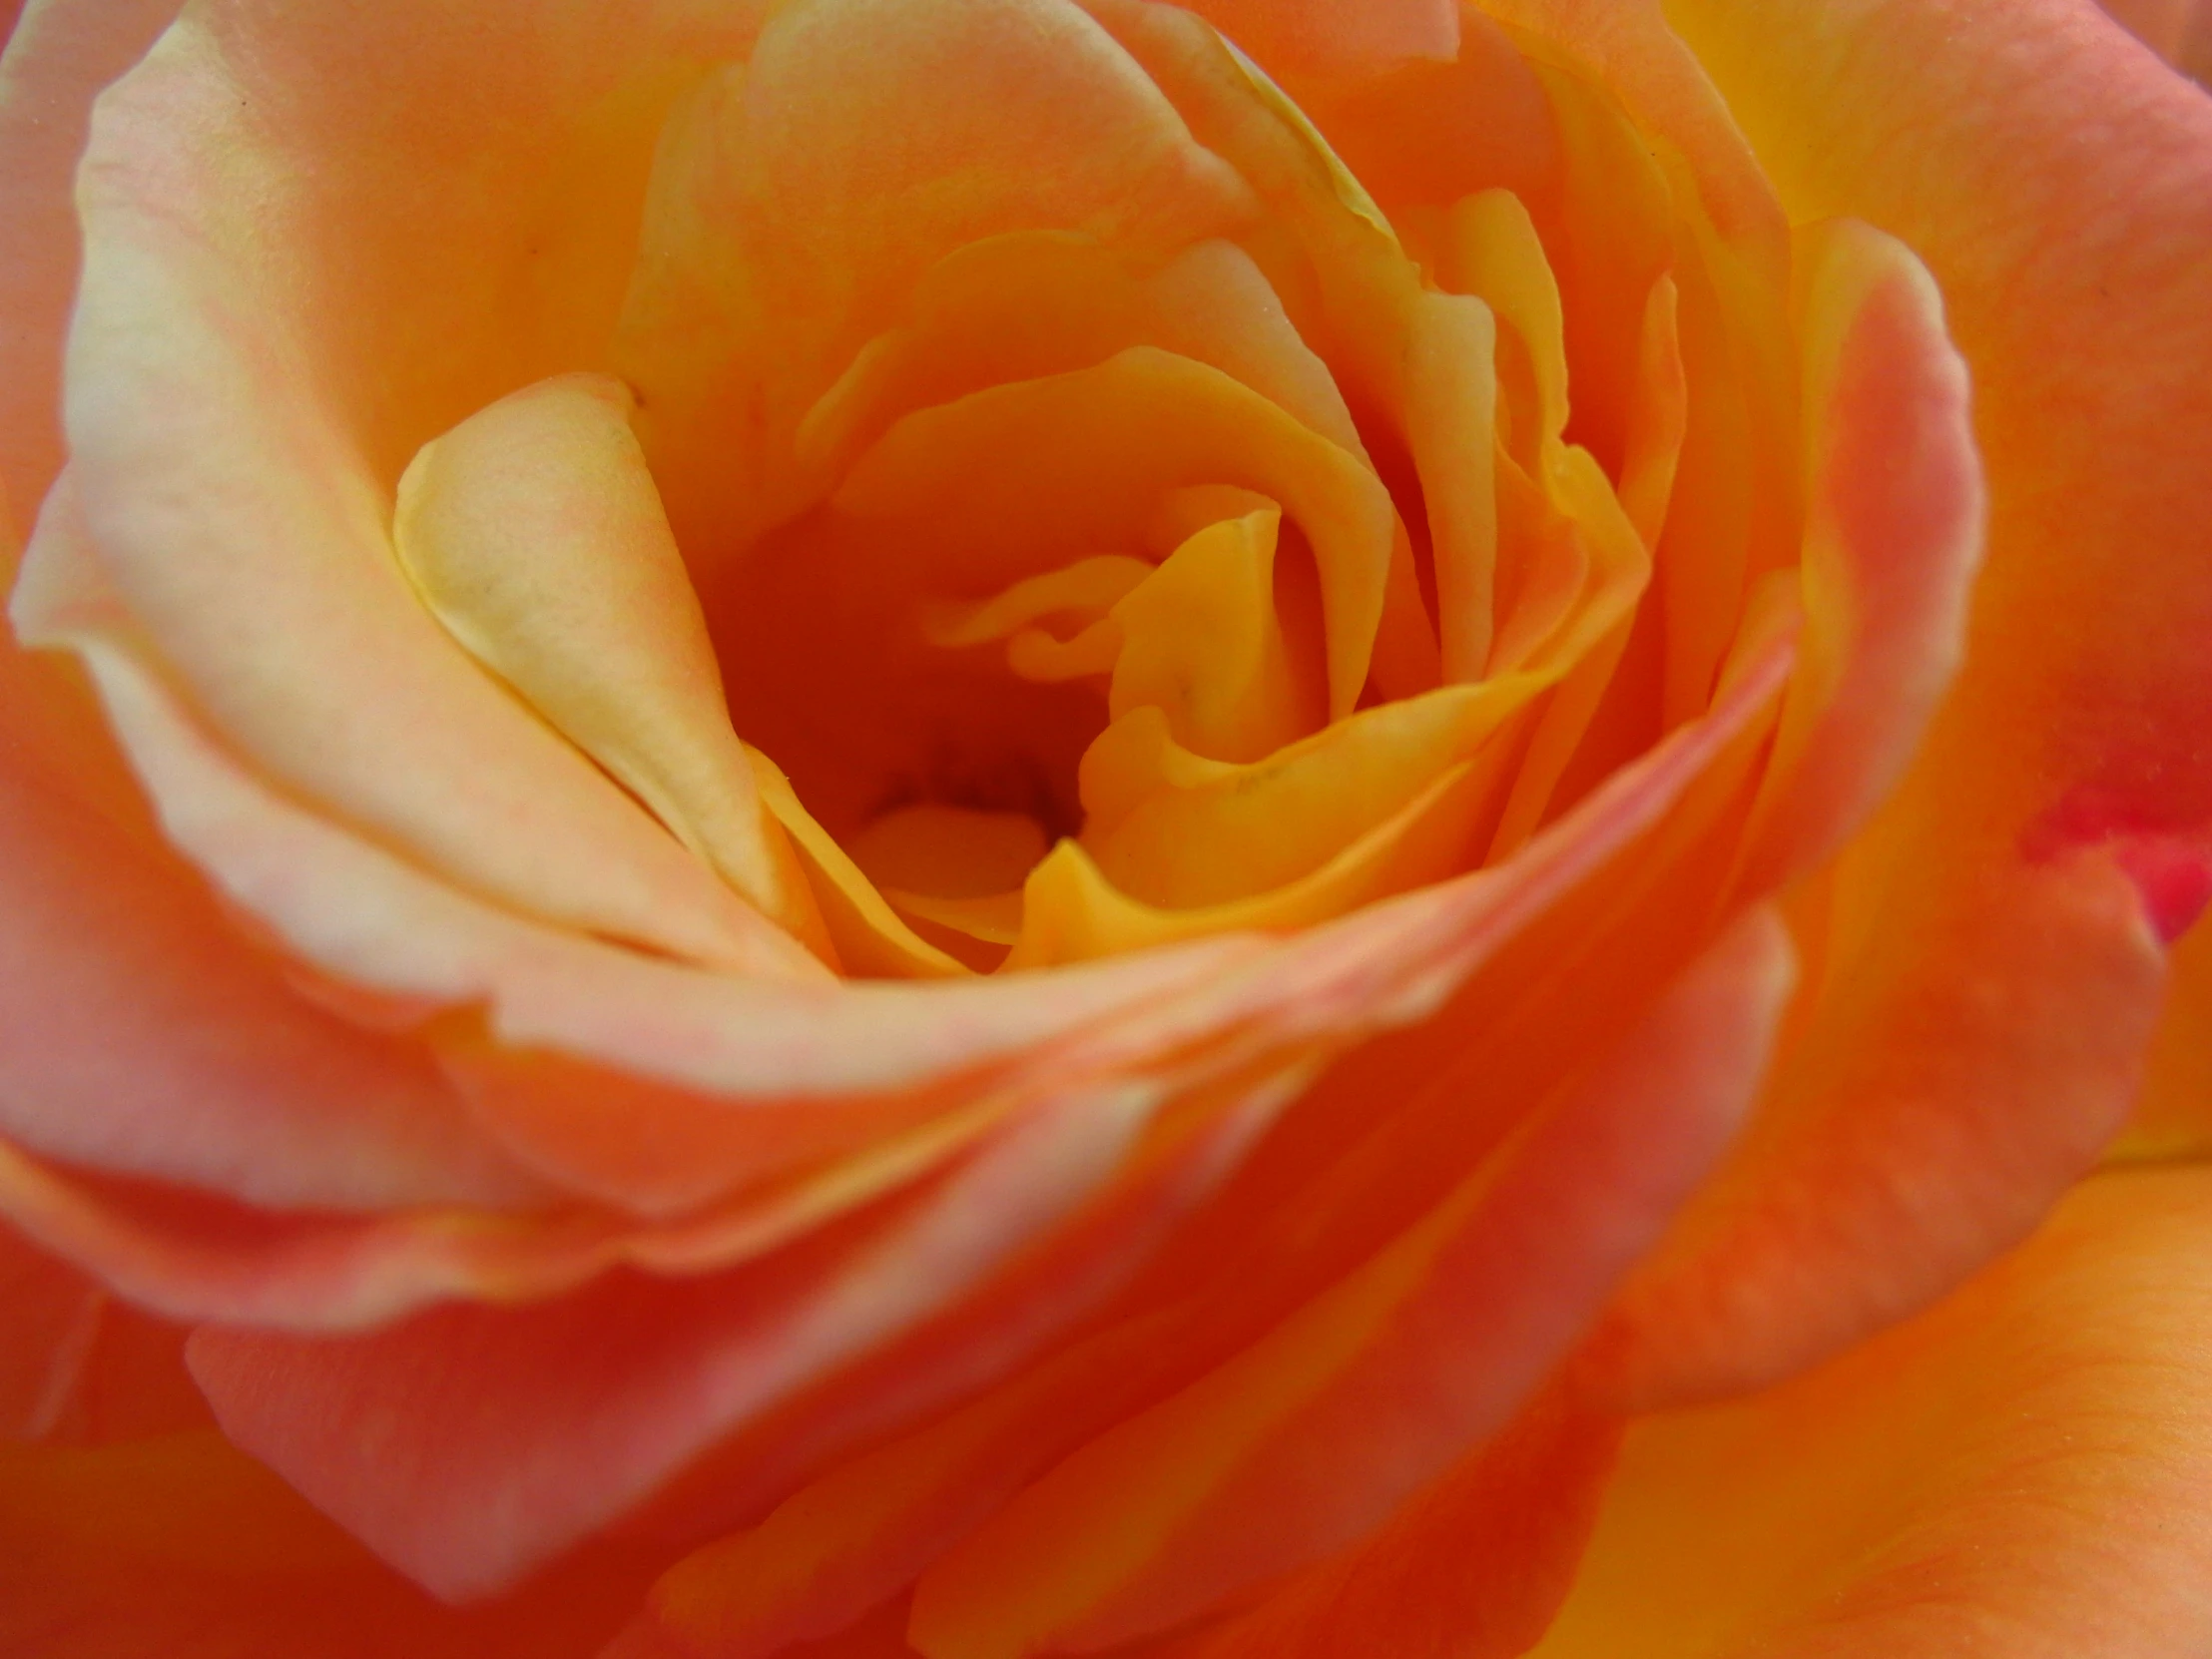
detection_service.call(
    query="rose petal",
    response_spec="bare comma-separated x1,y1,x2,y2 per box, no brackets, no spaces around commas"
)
59,27,827,976
1,484,550,1213
1583,846,2168,1409
1730,216,1983,894
617,0,1257,559
1534,1168,2212,1658
186,1083,1201,1602
393,373,825,956
903,909,1793,1658
799,234,1364,478
1664,0,2212,886
832,347,1394,722
0,0,182,522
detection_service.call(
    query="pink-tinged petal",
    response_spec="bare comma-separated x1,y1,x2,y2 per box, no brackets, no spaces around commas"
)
1534,1167,2212,1658
0,1223,103,1440
1664,0,2212,897
1178,0,1458,84
0,727,549,1213
903,911,1793,1658
1583,846,2168,1410
0,494,547,1214
0,0,182,522
186,1084,1218,1603
0,1429,664,1659
1730,217,1983,896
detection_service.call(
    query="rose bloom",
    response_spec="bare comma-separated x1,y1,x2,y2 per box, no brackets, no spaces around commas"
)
1,0,2209,1652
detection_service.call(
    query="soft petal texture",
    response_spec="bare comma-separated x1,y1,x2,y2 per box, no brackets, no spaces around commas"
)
903,909,1793,1658
831,346,1392,721
48,0,805,977
1,6,555,1220
1585,0,2212,1399
101,633,1785,1610
0,0,182,524
0,491,552,1213
1663,0,2212,896
1,7,2096,1654
1534,1167,2212,1658
185,1083,1265,1601
392,373,821,951
617,0,1257,557
1582,847,2169,1409
1729,215,1981,894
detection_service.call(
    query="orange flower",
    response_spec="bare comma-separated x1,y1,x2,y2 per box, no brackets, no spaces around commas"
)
0,0,2206,1654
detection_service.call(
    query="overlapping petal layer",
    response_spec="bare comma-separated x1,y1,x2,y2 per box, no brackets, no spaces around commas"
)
1536,1168,2212,1658
5,0,2198,1655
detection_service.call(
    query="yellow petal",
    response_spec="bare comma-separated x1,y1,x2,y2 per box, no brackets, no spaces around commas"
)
393,373,827,960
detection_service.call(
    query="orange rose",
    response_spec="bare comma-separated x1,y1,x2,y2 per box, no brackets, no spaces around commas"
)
1,0,2207,1653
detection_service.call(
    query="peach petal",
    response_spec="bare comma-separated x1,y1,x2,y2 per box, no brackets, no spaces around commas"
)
1664,0,2212,898
0,746,545,1215
11,477,1298,1125
1,594,1789,1410
0,491,550,1213
1010,756,1514,968
1069,3,1490,673
0,1086,1137,1339
2101,0,2208,63
799,234,1364,478
1478,21,1795,729
62,38,817,977
0,0,182,523
614,629,1798,1646
1583,847,2169,1410
1730,218,1983,898
905,909,1792,1658
608,1065,1301,1551
617,0,1257,559
186,1083,1203,1602
1534,1168,2212,1658
1105,510,1316,762
27,631,1792,1609
1470,0,1787,258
